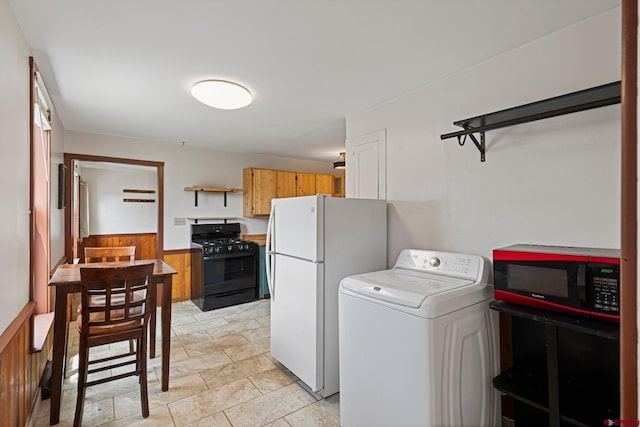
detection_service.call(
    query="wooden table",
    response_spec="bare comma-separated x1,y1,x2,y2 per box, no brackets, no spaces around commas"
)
48,259,176,425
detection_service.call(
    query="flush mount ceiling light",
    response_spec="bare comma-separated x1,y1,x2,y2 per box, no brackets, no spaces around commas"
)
333,152,346,170
191,80,253,110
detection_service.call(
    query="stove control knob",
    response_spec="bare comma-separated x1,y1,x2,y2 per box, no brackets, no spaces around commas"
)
228,245,233,252
429,257,441,267
214,247,221,253
244,243,250,250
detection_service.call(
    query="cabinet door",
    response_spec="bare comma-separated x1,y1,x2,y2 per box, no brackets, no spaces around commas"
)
315,174,333,195
251,168,277,216
332,174,345,197
296,172,316,196
276,170,297,198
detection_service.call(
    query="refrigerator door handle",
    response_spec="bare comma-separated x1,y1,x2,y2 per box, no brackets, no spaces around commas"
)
266,202,275,299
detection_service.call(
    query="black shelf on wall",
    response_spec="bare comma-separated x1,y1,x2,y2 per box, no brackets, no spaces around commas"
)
440,81,621,162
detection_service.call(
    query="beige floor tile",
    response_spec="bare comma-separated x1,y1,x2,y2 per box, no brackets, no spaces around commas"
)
223,337,270,361
223,383,316,427
172,316,229,336
168,378,261,426
240,325,270,342
248,368,295,393
183,334,249,358
164,330,212,349
263,419,292,427
46,299,341,427
155,350,232,380
99,404,175,427
199,354,276,390
181,412,233,427
254,315,270,327
114,373,208,420
284,393,340,427
206,319,263,339
51,396,115,427
193,304,243,322
148,345,189,370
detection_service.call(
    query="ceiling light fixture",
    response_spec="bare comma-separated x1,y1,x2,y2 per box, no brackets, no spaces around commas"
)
333,152,346,170
191,80,253,110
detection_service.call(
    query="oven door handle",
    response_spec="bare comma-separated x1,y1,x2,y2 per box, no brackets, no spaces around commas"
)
266,202,275,300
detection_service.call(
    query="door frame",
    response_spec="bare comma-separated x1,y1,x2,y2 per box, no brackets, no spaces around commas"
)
620,0,637,419
63,153,164,262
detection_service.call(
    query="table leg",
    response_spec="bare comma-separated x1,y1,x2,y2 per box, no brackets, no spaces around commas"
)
161,275,173,391
50,286,68,425
149,283,157,359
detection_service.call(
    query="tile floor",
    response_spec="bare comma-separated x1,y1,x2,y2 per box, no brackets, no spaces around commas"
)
33,299,340,427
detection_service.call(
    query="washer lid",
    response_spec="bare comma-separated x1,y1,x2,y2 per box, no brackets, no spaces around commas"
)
340,269,474,308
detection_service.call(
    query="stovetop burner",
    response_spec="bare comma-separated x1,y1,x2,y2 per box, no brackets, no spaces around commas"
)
191,223,256,257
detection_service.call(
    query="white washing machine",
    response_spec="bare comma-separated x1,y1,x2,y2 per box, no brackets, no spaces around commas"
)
338,249,501,427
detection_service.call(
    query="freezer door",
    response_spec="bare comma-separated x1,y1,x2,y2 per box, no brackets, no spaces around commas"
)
272,195,323,262
270,254,324,392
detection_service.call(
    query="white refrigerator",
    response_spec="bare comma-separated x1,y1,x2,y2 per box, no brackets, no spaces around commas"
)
266,195,387,397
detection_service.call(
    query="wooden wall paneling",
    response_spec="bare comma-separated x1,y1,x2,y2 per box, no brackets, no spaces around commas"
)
79,233,157,261
163,249,191,301
0,302,53,427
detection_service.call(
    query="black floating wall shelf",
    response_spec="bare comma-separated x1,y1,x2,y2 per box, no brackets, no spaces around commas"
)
440,81,621,162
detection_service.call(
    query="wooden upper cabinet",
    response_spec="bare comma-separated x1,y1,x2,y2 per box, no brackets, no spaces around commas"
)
276,171,297,198
296,172,316,196
332,174,345,198
316,174,333,195
244,168,344,217
243,168,277,217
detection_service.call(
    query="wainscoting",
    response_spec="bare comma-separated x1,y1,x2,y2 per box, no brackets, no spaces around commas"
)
163,249,193,302
79,233,157,260
0,303,53,427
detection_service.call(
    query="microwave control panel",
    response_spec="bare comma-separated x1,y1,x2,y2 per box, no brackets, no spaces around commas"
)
590,264,620,314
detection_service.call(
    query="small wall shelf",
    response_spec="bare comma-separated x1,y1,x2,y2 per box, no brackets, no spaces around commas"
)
184,186,242,207
186,216,239,224
440,81,621,162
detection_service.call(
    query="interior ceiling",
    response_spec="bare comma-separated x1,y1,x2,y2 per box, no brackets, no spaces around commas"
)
11,1,620,163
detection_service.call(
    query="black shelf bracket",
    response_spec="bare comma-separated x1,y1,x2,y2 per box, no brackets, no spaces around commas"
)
457,130,485,162
441,81,621,162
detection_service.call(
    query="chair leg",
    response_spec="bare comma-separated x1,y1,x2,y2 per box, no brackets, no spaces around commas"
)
74,336,89,427
139,333,149,418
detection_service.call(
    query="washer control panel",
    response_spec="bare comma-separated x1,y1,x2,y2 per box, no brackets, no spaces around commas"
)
394,249,485,281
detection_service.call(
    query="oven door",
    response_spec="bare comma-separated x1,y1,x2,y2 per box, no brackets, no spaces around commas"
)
202,253,257,297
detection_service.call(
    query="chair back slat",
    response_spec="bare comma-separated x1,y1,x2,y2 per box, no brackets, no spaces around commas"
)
79,263,154,331
84,246,136,263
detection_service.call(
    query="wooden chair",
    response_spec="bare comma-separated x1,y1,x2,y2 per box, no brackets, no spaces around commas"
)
84,246,136,263
74,263,155,427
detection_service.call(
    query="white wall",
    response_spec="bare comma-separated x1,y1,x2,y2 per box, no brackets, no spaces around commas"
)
0,0,31,333
50,108,65,266
347,8,621,269
64,131,336,249
80,165,157,235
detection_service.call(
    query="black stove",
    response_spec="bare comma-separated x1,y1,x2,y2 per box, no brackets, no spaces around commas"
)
190,223,258,311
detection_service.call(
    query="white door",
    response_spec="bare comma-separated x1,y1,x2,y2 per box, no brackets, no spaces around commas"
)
345,129,387,200
273,195,323,262
270,254,324,391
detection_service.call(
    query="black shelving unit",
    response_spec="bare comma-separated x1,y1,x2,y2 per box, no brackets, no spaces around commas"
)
491,300,619,427
440,81,621,162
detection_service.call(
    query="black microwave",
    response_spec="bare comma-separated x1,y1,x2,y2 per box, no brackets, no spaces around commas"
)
493,244,620,322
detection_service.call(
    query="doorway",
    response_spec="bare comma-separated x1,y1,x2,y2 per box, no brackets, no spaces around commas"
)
63,153,164,263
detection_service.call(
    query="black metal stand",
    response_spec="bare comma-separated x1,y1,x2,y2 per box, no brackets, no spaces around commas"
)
490,300,619,427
